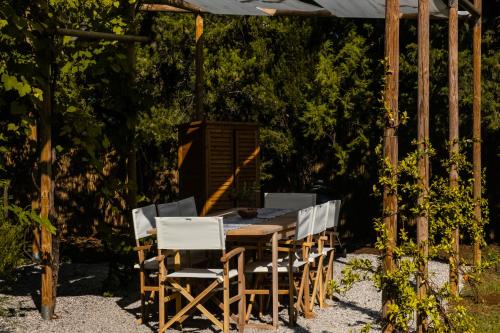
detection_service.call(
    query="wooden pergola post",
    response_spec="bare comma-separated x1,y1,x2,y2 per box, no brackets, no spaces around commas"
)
195,14,204,119
448,0,460,296
417,0,430,330
40,40,54,320
472,0,482,267
382,0,399,331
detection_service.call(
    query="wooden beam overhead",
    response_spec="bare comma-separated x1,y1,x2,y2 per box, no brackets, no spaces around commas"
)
54,28,150,43
256,7,332,17
459,0,481,18
139,3,190,13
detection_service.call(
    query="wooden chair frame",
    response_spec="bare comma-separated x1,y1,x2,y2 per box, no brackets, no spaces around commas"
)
158,247,246,333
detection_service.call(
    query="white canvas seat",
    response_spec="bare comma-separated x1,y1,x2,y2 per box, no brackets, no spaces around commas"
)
245,258,306,273
264,192,316,210
156,217,245,333
167,268,238,280
134,256,177,270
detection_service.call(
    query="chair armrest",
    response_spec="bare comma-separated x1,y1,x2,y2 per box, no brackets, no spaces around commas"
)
156,254,165,262
318,236,328,241
134,244,152,251
220,247,245,263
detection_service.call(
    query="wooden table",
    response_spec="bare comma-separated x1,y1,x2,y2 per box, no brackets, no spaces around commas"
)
223,209,297,329
149,208,298,330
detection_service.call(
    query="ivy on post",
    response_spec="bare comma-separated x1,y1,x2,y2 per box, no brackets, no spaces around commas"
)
416,0,430,330
382,0,399,331
448,0,460,297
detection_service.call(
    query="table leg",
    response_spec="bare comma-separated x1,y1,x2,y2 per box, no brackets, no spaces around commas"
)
272,232,278,329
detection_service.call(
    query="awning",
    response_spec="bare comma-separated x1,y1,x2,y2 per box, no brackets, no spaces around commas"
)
160,0,471,18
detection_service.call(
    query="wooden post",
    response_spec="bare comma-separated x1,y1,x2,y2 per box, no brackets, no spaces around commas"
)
30,122,41,262
417,0,429,330
382,0,399,331
195,14,204,120
448,0,460,296
472,0,482,267
126,4,138,211
40,41,54,320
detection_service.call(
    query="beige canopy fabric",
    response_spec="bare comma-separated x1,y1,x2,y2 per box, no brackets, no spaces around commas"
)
162,0,470,18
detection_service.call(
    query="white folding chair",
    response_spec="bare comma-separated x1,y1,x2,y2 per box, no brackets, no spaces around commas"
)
264,192,316,210
132,204,162,324
178,196,198,216
157,201,180,217
157,196,197,217
245,206,315,325
321,200,341,300
156,217,246,333
307,203,330,310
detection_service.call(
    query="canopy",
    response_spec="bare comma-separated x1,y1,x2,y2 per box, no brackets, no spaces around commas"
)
162,0,471,18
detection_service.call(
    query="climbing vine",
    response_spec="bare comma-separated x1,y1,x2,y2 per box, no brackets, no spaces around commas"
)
330,138,493,332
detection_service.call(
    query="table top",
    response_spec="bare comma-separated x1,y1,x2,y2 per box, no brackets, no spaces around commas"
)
223,209,297,237
147,208,298,237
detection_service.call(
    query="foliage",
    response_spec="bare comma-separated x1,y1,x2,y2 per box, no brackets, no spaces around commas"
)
331,139,494,331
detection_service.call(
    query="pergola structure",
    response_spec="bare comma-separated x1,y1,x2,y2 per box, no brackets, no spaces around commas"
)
38,0,483,331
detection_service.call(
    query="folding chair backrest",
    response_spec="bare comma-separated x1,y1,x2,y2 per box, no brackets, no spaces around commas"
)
132,204,157,240
311,202,328,235
157,201,180,217
326,200,341,229
295,206,314,241
264,192,316,210
178,196,198,216
156,217,225,250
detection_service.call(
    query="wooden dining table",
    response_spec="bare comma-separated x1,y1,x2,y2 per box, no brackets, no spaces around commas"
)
148,207,299,330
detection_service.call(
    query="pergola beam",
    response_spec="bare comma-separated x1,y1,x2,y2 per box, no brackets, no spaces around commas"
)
54,28,149,43
139,3,190,12
459,0,480,19
256,7,332,17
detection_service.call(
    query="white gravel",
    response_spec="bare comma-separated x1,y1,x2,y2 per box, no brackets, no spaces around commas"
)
0,254,452,333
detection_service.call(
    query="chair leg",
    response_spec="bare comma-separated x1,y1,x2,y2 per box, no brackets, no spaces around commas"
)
324,250,334,301
223,273,230,333
138,271,146,324
303,263,313,318
159,279,165,331
310,256,324,311
288,266,295,327
238,254,246,332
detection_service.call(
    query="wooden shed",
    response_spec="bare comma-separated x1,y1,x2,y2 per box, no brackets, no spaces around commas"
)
178,121,260,216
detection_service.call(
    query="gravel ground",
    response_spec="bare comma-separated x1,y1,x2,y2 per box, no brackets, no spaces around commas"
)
0,254,452,333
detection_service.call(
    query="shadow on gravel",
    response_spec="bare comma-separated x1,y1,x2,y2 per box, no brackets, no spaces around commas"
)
333,298,379,324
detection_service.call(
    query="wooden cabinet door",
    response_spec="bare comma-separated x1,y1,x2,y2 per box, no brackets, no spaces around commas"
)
203,126,235,215
235,128,260,208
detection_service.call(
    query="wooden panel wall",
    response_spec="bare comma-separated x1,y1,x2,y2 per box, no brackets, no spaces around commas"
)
178,121,260,216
